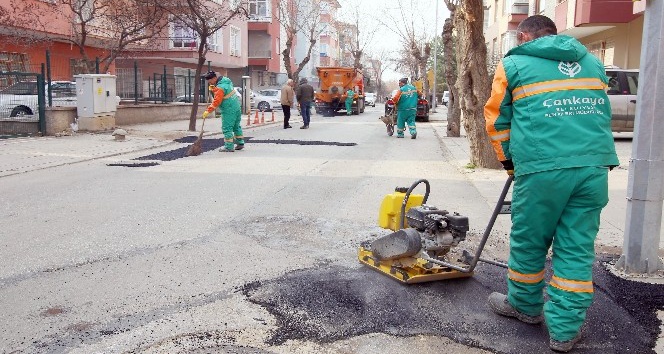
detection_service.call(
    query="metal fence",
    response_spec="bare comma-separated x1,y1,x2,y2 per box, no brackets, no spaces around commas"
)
0,71,46,137
116,64,204,104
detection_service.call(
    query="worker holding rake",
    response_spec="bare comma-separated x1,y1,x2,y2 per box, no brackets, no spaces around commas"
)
203,71,244,152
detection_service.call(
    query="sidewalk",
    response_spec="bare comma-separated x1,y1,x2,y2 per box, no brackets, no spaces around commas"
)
0,112,285,177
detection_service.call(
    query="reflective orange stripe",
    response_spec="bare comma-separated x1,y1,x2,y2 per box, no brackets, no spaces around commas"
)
484,62,510,161
512,78,606,102
508,268,545,284
550,275,594,293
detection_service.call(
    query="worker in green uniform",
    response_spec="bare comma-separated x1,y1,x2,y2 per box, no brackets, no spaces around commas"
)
392,77,420,139
484,15,619,352
202,71,244,152
344,88,355,116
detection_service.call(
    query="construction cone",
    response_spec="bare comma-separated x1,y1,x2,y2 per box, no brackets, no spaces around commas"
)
271,111,275,122
253,110,260,124
261,111,265,124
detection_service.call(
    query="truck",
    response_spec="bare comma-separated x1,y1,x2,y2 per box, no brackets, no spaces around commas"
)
314,67,365,117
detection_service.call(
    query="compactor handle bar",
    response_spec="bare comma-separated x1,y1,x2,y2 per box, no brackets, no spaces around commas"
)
420,175,514,272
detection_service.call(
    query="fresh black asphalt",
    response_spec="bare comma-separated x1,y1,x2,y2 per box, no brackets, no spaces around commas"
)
243,255,663,354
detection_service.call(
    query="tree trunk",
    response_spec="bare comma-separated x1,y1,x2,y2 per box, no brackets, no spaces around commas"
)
454,0,501,169
189,44,207,132
442,16,460,137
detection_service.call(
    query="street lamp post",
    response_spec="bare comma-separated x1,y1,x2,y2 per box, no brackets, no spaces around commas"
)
432,0,439,111
617,0,664,274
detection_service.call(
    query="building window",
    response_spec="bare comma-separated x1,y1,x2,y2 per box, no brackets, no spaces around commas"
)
170,18,198,49
230,26,241,56
320,2,330,14
258,71,265,86
208,30,223,53
501,31,517,54
249,0,269,18
504,0,512,15
0,52,29,72
586,41,605,62
494,0,499,21
538,0,545,13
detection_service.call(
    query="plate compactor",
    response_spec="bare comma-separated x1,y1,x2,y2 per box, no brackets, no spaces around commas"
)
358,177,513,284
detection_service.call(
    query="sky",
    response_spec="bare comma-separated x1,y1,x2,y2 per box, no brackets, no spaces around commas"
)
336,0,452,81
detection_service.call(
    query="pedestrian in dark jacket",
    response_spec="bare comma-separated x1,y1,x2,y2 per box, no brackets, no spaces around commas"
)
295,78,314,129
484,15,619,353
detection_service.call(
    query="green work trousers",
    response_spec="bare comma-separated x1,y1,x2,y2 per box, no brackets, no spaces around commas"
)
396,109,416,137
345,100,353,115
221,107,244,151
507,166,609,341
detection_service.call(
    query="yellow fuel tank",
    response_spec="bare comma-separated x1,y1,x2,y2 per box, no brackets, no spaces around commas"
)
378,189,424,231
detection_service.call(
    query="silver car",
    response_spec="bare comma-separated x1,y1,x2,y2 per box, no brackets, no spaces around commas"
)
605,67,638,133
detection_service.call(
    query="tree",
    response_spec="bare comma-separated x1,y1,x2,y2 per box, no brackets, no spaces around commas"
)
158,0,248,131
445,0,500,168
336,3,378,72
368,48,392,99
0,0,168,74
275,0,323,84
439,5,461,137
376,0,431,96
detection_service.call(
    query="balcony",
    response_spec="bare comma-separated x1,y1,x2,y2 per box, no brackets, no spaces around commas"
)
249,50,271,59
508,3,529,23
574,0,640,26
248,14,272,22
126,37,199,52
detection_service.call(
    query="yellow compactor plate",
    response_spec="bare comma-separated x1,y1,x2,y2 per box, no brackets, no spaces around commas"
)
358,246,474,284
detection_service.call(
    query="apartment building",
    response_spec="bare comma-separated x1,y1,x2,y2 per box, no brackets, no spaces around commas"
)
295,0,341,83
337,21,357,67
116,15,248,100
0,0,116,79
247,0,288,89
484,0,643,70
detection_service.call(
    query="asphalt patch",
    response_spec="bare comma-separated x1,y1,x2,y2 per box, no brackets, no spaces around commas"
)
242,254,662,354
130,137,357,162
107,161,160,167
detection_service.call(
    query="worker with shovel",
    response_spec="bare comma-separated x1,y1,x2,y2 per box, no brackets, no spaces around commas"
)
484,15,618,352
203,71,244,152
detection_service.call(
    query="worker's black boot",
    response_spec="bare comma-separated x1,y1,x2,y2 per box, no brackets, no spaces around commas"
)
488,292,543,324
549,333,582,352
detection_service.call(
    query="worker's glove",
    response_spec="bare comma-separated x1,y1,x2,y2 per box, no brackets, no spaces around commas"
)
501,160,514,175
202,111,210,119
208,85,215,91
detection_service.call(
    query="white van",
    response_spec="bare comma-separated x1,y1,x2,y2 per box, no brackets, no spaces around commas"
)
442,91,450,106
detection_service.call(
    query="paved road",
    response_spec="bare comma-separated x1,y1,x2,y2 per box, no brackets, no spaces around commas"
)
0,106,661,353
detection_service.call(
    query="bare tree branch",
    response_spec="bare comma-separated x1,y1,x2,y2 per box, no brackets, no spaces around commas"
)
275,0,323,84
157,0,248,131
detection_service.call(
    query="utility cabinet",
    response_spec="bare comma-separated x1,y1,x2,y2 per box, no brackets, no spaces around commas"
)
75,74,118,118
75,74,118,131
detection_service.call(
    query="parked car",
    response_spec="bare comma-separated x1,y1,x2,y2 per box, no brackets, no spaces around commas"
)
605,67,638,133
384,89,429,122
174,93,206,103
175,87,250,104
442,91,450,106
0,81,76,118
365,92,376,107
253,89,282,112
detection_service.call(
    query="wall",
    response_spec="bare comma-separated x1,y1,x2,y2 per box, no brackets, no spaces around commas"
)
579,16,643,69
44,103,206,135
